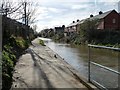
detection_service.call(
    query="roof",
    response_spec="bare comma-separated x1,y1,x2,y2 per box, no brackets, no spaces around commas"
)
67,19,86,27
67,21,79,27
66,10,116,27
90,10,113,20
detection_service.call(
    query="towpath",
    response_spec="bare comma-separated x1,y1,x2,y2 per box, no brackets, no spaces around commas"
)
11,38,96,89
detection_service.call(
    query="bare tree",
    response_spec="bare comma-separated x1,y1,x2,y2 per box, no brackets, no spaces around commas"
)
0,0,39,26
22,1,38,26
0,0,23,17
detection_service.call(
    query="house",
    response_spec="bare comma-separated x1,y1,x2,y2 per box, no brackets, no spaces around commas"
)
54,26,64,34
64,10,120,36
64,19,83,36
90,10,120,30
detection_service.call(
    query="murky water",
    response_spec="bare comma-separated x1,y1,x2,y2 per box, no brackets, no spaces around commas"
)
39,37,119,89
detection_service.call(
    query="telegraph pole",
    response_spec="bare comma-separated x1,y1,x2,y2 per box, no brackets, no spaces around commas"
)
23,2,28,39
23,2,30,43
24,2,27,25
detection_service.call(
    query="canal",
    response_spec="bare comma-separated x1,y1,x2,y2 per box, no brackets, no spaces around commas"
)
39,37,119,89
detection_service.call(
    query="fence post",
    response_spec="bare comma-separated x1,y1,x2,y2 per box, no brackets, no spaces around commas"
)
88,45,91,82
118,51,120,89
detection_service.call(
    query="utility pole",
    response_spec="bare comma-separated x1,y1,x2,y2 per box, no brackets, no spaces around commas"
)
23,2,28,39
24,2,27,25
23,2,30,43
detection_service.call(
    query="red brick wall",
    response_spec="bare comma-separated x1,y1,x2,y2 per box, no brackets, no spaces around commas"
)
104,10,120,30
119,14,120,29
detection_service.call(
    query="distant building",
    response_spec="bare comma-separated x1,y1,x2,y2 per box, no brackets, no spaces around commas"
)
64,20,82,36
65,10,120,36
54,26,64,34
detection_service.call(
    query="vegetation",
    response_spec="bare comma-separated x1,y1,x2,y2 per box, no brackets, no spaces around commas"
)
39,39,46,46
78,19,99,43
40,30,64,43
15,36,29,48
40,19,120,48
52,33,64,42
1,3,37,88
70,19,120,47
2,35,30,89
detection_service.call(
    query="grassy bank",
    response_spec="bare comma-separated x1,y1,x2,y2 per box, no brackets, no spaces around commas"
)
2,35,30,89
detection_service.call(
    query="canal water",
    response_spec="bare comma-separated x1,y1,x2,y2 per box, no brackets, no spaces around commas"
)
39,37,119,89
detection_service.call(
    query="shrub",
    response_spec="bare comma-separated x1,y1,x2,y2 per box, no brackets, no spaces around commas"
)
2,35,29,89
15,37,29,49
39,39,46,46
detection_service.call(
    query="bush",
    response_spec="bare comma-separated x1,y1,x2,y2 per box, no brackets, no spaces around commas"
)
39,39,46,46
2,50,15,89
15,37,29,49
78,19,120,45
2,35,30,89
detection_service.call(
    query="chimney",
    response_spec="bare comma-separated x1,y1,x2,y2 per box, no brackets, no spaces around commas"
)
77,19,79,22
62,25,65,29
90,14,93,17
73,21,75,23
99,11,103,15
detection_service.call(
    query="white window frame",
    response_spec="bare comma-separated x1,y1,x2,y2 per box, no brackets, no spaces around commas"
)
112,18,116,24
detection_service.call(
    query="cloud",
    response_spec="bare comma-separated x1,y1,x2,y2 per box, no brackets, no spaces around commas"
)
97,0,119,2
7,0,119,32
29,0,93,3
35,2,96,32
35,4,93,32
48,7,66,13
71,4,88,10
94,1,118,14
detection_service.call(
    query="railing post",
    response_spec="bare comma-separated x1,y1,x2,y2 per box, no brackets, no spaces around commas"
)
88,45,90,82
88,44,120,89
118,51,120,90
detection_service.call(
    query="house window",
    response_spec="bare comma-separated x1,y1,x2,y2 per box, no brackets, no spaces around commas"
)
112,18,116,24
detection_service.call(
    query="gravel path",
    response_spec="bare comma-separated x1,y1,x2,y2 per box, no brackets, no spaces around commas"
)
11,38,95,89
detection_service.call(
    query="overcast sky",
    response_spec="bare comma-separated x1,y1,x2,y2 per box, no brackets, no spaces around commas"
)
11,0,120,32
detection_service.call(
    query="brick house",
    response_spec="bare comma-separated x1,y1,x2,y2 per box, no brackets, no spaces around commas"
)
90,10,120,30
64,10,120,36
64,19,85,36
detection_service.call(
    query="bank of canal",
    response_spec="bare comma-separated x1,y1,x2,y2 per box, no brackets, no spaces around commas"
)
39,37,119,88
12,38,96,89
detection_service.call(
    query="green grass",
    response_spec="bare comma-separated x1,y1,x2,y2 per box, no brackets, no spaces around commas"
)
39,39,46,46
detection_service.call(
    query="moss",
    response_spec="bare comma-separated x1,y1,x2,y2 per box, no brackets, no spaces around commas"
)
39,39,46,46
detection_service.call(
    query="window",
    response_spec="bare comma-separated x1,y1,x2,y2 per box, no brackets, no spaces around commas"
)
112,18,116,24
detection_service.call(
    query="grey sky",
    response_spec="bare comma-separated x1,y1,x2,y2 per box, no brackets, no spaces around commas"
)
10,0,120,32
